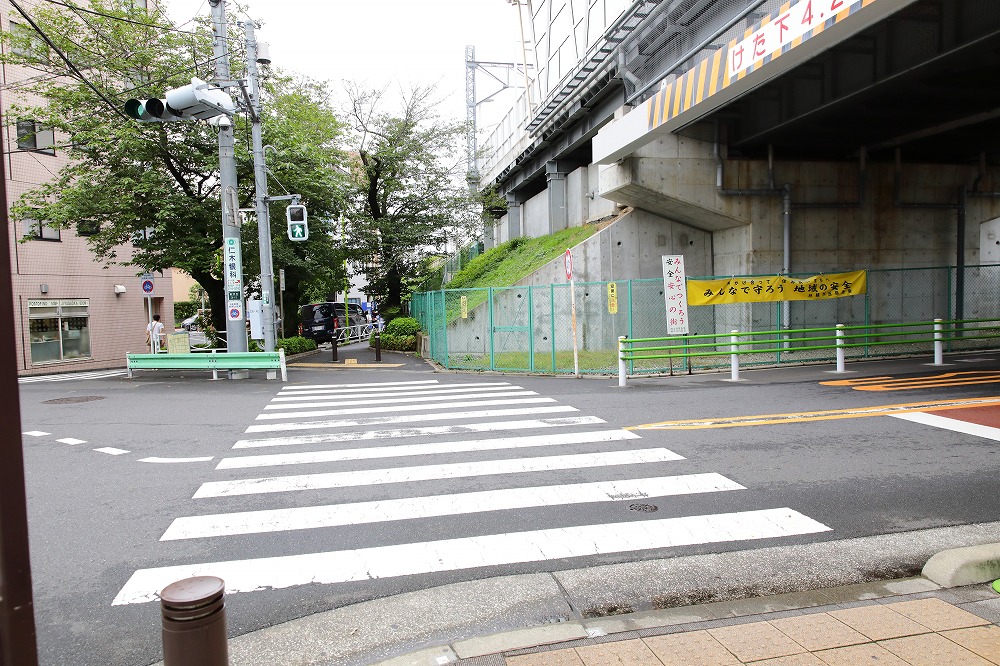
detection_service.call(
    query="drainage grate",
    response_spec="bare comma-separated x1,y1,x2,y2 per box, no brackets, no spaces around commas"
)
628,503,658,513
42,396,105,404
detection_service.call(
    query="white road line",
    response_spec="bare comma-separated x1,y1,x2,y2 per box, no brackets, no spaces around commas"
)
244,406,578,433
218,429,641,469
94,447,130,456
163,474,746,540
254,397,558,421
139,457,215,464
263,390,539,411
115,508,830,605
273,383,512,399
234,416,607,449
891,412,1000,441
57,438,87,445
18,370,126,383
280,380,440,391
23,431,51,437
193,448,685,498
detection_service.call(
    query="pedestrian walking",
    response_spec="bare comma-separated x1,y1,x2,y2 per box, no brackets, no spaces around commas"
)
146,314,165,353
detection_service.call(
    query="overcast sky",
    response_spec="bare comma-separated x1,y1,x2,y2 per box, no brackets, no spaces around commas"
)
165,0,526,128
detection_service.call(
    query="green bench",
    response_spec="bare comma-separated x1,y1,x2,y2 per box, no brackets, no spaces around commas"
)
126,349,287,381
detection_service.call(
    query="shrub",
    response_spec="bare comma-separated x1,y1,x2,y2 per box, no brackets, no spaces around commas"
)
276,336,317,355
385,317,421,336
380,305,403,323
174,300,199,321
378,333,416,351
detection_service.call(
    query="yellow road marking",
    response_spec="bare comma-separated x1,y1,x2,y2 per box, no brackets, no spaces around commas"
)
627,396,1000,430
821,371,1000,391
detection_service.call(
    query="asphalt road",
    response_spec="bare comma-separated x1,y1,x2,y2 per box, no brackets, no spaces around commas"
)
16,350,1000,665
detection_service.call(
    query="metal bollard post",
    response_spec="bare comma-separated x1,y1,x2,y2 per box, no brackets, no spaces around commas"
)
836,324,846,373
730,330,739,381
933,318,944,365
161,576,229,666
211,349,218,381
618,336,627,388
374,331,381,362
331,333,338,362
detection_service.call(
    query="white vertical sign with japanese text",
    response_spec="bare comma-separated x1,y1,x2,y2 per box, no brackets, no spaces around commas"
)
662,255,690,335
225,237,244,321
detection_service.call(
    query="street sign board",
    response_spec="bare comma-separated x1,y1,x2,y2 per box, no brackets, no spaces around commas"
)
564,249,573,280
140,273,154,297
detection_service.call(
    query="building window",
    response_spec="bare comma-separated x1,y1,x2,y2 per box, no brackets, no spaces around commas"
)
23,218,61,241
16,120,55,155
8,20,45,59
77,219,101,237
133,0,148,8
27,299,92,364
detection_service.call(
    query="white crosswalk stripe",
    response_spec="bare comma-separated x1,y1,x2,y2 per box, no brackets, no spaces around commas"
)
19,369,126,383
114,378,832,606
115,508,829,605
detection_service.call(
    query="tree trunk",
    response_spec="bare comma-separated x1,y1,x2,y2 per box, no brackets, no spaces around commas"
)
386,263,403,309
190,270,225,334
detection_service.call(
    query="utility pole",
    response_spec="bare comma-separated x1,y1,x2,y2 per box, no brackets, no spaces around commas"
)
208,0,248,361
244,21,277,357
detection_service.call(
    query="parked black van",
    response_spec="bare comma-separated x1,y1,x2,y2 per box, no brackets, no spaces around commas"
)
299,302,341,344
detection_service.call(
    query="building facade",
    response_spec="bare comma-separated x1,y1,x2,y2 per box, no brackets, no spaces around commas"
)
3,0,174,375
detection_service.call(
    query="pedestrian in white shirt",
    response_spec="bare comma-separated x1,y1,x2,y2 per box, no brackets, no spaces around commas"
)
146,314,165,353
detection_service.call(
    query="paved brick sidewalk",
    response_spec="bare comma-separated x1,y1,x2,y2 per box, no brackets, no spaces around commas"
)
493,595,1000,666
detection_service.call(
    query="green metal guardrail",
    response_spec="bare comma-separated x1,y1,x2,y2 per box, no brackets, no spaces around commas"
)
126,349,287,381
616,318,1000,386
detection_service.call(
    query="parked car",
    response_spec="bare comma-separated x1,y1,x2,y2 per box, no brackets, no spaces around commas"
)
180,315,199,331
299,303,341,344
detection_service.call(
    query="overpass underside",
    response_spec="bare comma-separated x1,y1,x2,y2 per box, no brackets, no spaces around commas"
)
487,0,1000,314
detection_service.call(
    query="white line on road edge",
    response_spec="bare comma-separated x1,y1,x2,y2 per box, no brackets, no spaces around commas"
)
218,429,641,469
273,383,511,399
139,457,215,464
115,508,830,605
244,406,579,433
234,416,606,449
193,448,685,498
280,380,440,391
94,447,130,456
263,390,539,411
22,431,50,437
890,412,1000,441
254,397,558,421
162,474,746,540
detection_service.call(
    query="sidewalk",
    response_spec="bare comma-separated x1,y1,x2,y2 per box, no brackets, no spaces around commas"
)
368,577,1000,666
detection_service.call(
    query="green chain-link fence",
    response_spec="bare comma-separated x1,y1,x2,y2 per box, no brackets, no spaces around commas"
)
410,265,1000,375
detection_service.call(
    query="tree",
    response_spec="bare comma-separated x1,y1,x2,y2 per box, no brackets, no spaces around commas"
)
343,83,483,309
0,0,348,332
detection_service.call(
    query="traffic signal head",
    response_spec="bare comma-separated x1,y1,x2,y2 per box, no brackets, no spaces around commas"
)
124,77,235,123
124,98,185,122
286,205,308,241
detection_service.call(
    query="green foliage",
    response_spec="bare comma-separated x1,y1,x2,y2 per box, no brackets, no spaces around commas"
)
378,333,416,351
174,300,199,321
344,83,481,308
0,1,349,333
444,225,599,291
380,305,403,322
276,336,318,355
385,317,420,336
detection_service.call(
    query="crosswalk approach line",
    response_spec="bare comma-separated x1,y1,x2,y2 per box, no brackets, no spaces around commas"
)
114,508,830,605
217,429,641,469
244,405,579,432
161,474,747,540
193,448,686,498
232,415,607,449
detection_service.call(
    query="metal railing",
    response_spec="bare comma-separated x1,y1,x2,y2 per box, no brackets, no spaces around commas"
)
617,318,1000,386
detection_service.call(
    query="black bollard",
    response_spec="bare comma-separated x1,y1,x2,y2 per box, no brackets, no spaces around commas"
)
331,333,338,362
161,576,229,666
374,331,381,362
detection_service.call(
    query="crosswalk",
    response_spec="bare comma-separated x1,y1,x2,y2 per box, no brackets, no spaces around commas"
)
113,379,831,606
18,369,126,383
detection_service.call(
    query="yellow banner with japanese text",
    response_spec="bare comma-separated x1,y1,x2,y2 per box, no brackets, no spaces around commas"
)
688,270,867,305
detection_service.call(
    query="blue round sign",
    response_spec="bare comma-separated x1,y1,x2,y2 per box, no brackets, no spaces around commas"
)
230,308,241,319
141,279,154,293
